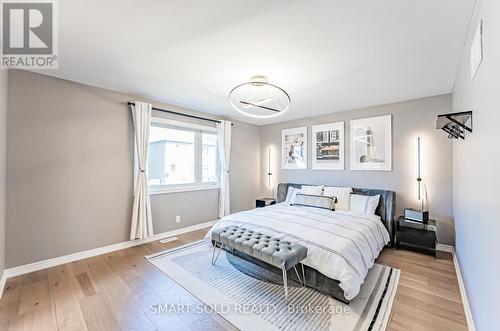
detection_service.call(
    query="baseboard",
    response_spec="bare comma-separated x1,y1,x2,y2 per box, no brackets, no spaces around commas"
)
451,247,476,331
435,243,475,330
0,219,217,298
0,270,6,299
436,243,454,253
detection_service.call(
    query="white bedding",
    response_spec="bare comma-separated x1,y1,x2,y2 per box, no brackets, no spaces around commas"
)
205,203,390,300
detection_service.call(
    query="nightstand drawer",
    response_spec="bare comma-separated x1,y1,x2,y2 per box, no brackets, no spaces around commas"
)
396,215,437,255
396,227,436,248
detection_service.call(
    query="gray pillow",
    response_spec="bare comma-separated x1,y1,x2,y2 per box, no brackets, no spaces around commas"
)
292,193,336,210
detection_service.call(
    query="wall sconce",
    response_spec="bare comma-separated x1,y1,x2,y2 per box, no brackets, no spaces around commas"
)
436,111,472,140
417,137,422,201
416,137,428,212
267,146,272,189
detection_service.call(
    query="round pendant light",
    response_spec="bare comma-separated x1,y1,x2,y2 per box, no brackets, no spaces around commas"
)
228,75,291,119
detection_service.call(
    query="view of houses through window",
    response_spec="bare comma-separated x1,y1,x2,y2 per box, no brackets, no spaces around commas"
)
147,120,219,191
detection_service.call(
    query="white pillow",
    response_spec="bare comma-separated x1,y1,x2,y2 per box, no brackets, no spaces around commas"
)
350,194,380,215
284,186,299,204
300,185,323,195
323,186,352,211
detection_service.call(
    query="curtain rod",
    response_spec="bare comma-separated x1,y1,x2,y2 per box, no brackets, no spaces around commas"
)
127,102,233,125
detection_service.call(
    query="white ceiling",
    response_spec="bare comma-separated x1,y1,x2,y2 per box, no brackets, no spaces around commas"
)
36,0,473,125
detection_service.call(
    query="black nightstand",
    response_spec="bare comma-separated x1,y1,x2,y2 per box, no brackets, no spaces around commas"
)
256,198,276,208
396,216,437,256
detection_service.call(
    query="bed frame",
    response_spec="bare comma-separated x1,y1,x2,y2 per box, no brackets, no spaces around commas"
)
228,183,395,303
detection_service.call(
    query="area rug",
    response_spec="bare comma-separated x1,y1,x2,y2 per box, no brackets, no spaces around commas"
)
146,240,399,331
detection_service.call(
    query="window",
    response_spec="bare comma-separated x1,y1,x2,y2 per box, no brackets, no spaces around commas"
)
145,118,219,194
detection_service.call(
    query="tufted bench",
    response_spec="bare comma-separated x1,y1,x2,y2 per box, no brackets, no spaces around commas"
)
211,225,308,301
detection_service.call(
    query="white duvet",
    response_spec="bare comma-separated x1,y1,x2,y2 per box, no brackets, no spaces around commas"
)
205,203,390,300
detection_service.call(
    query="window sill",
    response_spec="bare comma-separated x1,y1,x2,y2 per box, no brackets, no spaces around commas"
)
149,184,220,195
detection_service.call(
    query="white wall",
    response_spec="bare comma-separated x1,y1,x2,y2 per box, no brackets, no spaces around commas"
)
452,0,500,329
260,95,455,244
0,69,7,279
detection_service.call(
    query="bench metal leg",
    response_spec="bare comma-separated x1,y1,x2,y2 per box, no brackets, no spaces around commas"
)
293,265,303,286
301,263,306,287
282,268,289,302
211,243,223,265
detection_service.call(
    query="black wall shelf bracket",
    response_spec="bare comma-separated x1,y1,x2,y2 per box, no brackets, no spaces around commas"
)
436,111,473,140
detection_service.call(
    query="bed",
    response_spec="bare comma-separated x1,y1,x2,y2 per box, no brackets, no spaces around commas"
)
206,183,396,303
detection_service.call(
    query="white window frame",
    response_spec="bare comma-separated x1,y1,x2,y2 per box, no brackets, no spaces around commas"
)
138,117,220,195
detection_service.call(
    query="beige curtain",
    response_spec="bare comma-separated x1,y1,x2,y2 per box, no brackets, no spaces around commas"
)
130,101,153,239
217,120,232,218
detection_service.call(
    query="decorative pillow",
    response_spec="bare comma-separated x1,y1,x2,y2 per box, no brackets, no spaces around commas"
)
293,193,335,210
300,185,323,195
350,194,380,215
323,186,352,211
284,186,299,204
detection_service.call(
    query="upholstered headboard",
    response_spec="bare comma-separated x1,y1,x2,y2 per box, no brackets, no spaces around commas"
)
275,183,396,246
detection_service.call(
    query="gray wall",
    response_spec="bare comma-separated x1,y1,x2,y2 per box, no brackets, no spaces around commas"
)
228,121,262,213
260,95,454,244
6,70,260,267
0,70,7,278
452,0,499,329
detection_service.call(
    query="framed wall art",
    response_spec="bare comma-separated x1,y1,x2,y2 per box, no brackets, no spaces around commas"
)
312,122,344,170
282,127,307,169
350,115,392,171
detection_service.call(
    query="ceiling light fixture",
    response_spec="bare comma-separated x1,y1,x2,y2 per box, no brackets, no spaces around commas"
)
228,75,291,119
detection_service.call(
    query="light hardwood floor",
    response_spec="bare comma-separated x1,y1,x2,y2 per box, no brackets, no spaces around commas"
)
0,228,468,331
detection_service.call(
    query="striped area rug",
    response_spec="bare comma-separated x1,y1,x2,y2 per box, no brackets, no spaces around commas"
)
147,241,399,331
